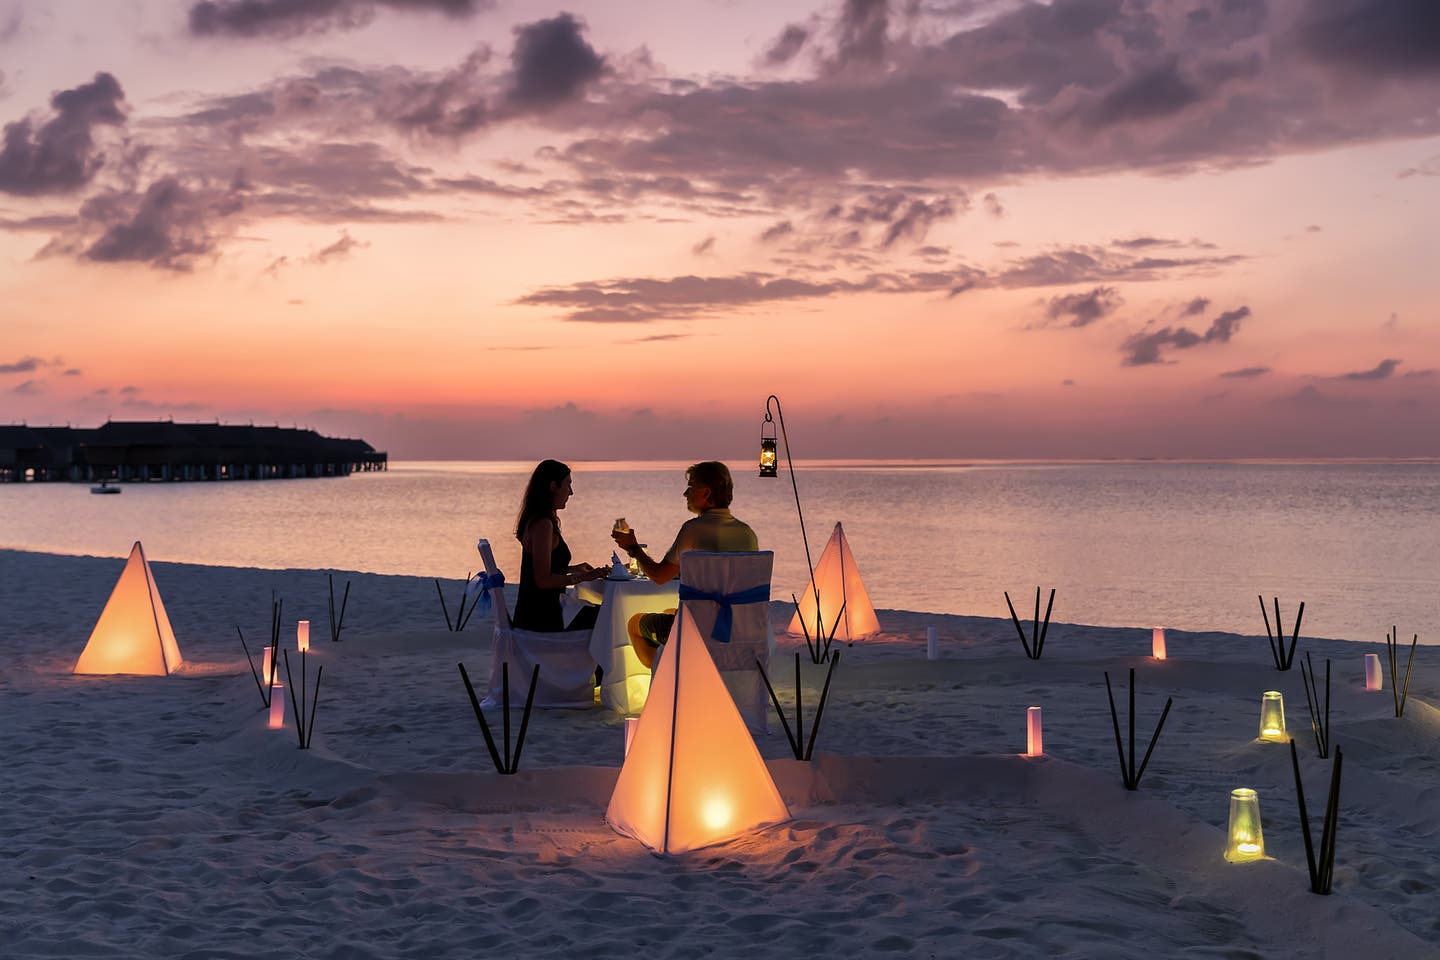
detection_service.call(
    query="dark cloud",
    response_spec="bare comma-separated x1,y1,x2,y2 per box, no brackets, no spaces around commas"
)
1121,304,1250,365
1181,296,1211,316
1219,365,1270,378
1042,285,1121,328
1333,358,1401,380
505,14,605,110
833,0,890,69
12,379,41,395
1397,156,1440,178
63,368,82,376
1273,384,1365,409
1297,0,1440,76
58,177,244,270
763,24,810,66
982,192,1004,217
0,7,21,45
515,269,966,323
0,73,127,196
187,0,489,40
759,220,794,243
0,356,42,374
307,230,366,263
998,245,1245,288
691,235,715,256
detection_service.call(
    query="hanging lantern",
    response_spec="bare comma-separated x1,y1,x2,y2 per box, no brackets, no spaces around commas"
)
759,411,778,477
1257,690,1286,742
1224,788,1265,862
1152,626,1167,660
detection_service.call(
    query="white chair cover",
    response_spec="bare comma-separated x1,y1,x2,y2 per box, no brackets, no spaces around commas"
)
673,550,775,732
475,539,597,710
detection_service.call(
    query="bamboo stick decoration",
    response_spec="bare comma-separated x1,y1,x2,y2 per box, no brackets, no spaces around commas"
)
1004,587,1056,660
456,661,541,774
328,574,350,642
1258,595,1304,670
1104,668,1174,791
1298,652,1331,758
791,592,818,664
236,626,269,707
1384,627,1419,718
281,649,324,749
435,574,481,631
757,651,841,760
1289,739,1344,894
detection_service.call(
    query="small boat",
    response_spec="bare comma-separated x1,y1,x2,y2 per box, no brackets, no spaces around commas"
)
91,481,121,495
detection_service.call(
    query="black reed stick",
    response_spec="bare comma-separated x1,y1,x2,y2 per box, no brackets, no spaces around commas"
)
791,592,817,664
1290,739,1344,894
756,652,841,761
1004,588,1055,660
1385,627,1419,718
757,657,802,757
435,579,454,630
1299,652,1331,758
328,574,350,642
1004,590,1033,659
456,577,481,631
282,649,305,749
1104,668,1173,790
818,600,848,664
1289,738,1319,890
237,626,268,707
1258,596,1303,670
508,665,542,773
804,652,841,761
1036,587,1055,659
305,665,323,749
457,662,504,771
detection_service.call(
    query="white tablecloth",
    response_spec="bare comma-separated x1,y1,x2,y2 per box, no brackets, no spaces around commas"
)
577,577,678,714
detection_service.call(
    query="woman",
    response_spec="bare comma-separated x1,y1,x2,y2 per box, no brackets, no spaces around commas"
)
512,459,605,632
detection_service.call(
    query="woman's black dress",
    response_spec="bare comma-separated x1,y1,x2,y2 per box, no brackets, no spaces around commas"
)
513,531,598,632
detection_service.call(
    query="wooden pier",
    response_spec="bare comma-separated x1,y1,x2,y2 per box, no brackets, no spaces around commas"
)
0,422,387,483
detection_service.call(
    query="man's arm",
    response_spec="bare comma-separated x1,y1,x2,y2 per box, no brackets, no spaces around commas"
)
614,523,684,584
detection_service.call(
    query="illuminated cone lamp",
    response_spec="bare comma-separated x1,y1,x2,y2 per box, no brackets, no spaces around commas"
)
606,607,790,854
787,522,880,642
1364,653,1382,691
1257,691,1287,742
1152,627,1167,660
73,541,183,676
623,717,638,758
1026,706,1043,757
1224,788,1265,862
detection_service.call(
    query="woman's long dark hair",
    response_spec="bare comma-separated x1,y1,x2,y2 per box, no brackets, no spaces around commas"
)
515,459,571,542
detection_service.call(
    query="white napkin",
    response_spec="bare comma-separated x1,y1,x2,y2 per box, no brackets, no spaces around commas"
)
609,552,633,579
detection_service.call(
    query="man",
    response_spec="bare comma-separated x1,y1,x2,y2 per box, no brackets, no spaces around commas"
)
611,460,757,668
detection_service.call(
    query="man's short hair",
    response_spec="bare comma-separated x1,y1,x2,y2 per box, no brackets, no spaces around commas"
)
687,460,734,508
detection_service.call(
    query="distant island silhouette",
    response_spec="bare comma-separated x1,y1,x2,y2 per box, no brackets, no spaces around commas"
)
0,421,386,483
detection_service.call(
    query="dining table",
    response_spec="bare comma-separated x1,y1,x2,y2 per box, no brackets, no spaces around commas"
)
575,575,678,714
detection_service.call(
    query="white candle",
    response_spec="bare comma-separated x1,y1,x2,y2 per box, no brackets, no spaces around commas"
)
1026,706,1043,756
926,626,939,661
1364,653,1383,691
297,620,310,652
268,686,285,729
624,717,639,758
1152,627,1167,660
262,647,275,686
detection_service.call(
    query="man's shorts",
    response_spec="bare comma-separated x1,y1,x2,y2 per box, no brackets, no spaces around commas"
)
637,611,676,648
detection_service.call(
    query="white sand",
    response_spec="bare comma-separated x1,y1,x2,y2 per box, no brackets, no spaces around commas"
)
2,548,1437,958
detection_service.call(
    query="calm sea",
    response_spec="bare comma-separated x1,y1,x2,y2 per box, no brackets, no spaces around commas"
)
2,460,1437,643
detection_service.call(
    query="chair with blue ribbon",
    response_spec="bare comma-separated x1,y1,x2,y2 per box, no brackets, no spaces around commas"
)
475,538,598,710
672,550,775,732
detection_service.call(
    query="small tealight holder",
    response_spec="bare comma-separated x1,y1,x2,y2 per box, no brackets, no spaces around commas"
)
926,626,939,661
623,717,639,758
1257,691,1286,742
1225,788,1265,862
1026,706,1043,757
297,620,310,652
1152,626,1167,660
1364,653,1382,691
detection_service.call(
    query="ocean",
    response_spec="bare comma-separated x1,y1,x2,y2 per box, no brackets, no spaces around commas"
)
3,460,1437,643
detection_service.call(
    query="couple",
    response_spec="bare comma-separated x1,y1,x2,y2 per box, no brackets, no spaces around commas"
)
513,459,756,667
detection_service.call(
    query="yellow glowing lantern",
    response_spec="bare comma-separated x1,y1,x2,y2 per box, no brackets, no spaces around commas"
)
1257,690,1286,742
759,410,778,477
73,541,183,676
1152,627,1167,660
1225,788,1265,862
1026,706,1043,757
787,522,881,641
606,607,790,854
1364,653,1382,691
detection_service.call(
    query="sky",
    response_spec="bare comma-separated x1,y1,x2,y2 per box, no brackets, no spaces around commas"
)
2,0,1438,460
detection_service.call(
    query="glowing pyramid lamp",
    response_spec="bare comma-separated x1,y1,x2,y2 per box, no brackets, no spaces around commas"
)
73,541,183,675
1224,788,1265,862
1257,691,1287,742
787,522,880,642
607,606,790,854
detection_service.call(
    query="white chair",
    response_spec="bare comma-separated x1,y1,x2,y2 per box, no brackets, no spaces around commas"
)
474,539,598,710
669,550,775,732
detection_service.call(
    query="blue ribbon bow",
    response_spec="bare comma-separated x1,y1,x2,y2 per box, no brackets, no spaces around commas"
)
466,571,505,616
677,583,771,644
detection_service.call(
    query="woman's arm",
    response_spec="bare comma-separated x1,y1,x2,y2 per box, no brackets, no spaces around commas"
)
521,517,579,589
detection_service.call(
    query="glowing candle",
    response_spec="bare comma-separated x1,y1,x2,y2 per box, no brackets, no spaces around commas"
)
1364,654,1382,691
926,626,939,661
268,685,285,729
1224,788,1264,862
624,717,639,757
297,620,310,652
1026,706,1043,756
1152,627,1167,660
1257,691,1287,742
262,647,276,687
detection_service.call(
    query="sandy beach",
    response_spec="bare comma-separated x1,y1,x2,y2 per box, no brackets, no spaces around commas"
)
2,547,1437,959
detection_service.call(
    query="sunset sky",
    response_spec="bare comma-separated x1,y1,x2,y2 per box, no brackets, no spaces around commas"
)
2,0,1438,460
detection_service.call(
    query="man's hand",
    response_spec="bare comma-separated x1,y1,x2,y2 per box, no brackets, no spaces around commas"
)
611,527,639,554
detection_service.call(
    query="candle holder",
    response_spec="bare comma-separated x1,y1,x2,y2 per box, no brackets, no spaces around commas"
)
1026,706,1043,757
1257,690,1287,742
1364,653,1382,691
1152,626,1167,660
1224,788,1265,862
